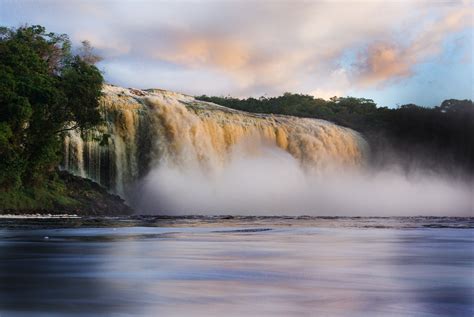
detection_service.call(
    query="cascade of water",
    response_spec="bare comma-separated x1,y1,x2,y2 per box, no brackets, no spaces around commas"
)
62,85,367,199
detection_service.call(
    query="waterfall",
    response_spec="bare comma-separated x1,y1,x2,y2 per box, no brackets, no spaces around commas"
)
62,84,368,205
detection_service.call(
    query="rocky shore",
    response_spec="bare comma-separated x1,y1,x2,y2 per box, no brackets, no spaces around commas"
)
0,171,133,216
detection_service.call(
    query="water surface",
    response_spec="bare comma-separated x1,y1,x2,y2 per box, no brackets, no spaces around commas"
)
0,217,473,316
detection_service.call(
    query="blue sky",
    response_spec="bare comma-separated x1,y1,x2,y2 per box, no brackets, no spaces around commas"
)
1,0,472,107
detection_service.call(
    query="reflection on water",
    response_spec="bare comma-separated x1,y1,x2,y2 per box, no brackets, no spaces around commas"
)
0,222,473,316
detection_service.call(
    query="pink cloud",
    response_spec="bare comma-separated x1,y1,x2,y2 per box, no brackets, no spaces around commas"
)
354,6,473,87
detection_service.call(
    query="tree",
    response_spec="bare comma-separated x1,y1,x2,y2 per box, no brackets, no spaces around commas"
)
0,25,104,189
77,40,103,65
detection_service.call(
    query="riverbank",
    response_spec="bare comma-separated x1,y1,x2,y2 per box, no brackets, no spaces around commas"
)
0,171,133,216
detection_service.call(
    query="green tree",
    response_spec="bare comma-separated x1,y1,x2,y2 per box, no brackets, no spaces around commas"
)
0,25,104,189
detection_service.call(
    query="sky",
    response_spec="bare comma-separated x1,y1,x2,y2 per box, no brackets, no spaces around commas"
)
1,0,473,107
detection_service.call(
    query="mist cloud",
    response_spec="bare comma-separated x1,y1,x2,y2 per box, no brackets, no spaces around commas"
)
136,142,472,217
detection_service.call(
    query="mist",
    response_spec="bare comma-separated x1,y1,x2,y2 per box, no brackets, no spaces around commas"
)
135,140,473,216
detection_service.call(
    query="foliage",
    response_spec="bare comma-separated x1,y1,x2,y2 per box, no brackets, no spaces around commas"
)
197,94,474,173
0,171,132,215
0,25,104,191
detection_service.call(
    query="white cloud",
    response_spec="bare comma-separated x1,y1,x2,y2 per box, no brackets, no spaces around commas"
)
2,0,472,98
310,68,351,99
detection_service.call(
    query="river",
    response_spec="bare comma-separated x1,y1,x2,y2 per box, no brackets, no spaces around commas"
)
0,216,473,316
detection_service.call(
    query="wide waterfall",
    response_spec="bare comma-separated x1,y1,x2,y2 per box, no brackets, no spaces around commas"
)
62,84,368,213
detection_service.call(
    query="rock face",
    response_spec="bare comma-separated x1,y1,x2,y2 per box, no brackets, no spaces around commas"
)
62,84,368,200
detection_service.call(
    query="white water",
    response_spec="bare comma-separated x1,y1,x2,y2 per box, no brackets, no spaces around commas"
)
0,214,80,219
63,85,473,216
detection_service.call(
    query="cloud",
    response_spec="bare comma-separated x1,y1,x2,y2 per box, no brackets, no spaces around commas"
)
354,6,474,87
74,30,131,56
355,43,412,87
310,68,350,100
1,0,472,100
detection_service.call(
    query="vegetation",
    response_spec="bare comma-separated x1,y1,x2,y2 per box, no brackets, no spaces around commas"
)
0,171,132,215
0,25,111,212
197,94,474,173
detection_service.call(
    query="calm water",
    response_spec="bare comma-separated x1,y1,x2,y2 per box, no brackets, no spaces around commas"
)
0,217,473,316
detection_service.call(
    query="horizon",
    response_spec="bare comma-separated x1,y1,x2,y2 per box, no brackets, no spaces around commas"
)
1,0,473,108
